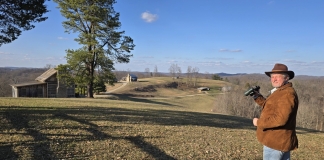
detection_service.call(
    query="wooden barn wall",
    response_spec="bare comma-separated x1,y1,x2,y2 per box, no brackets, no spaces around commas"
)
46,73,58,98
17,84,46,97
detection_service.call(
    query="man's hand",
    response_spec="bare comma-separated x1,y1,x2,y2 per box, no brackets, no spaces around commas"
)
253,118,259,126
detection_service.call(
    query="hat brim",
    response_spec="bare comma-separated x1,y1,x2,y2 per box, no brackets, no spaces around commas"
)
265,71,295,80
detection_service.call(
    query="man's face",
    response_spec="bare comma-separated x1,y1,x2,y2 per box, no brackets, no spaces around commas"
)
270,73,288,88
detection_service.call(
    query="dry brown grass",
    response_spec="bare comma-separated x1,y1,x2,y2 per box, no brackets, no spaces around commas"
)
106,77,229,98
106,82,125,91
1,77,323,159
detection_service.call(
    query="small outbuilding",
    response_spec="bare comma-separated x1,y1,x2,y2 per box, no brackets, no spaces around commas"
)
10,68,75,98
125,73,137,82
129,74,137,81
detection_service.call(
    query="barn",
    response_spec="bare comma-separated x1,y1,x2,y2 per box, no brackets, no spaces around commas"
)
10,68,75,98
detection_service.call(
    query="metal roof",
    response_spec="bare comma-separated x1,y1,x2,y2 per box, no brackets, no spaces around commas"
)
129,74,137,77
35,68,57,82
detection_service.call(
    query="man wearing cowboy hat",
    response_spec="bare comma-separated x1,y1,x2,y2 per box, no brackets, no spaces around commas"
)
251,63,298,160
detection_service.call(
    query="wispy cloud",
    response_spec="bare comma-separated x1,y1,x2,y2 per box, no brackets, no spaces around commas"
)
132,60,147,63
139,56,154,59
242,61,251,63
285,50,296,53
57,37,68,40
129,60,155,66
167,60,179,63
141,11,158,23
231,49,243,52
310,61,324,65
204,57,234,61
45,57,56,60
219,49,228,52
283,59,307,65
197,61,225,66
0,51,13,55
219,49,243,52
268,1,275,5
165,57,187,60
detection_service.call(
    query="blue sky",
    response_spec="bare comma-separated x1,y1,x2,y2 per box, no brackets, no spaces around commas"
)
1,0,323,76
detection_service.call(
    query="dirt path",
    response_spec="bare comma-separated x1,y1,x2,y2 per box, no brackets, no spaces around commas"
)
106,82,127,93
93,82,127,98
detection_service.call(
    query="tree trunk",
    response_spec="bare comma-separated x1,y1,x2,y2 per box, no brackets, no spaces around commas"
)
87,66,95,98
87,82,93,98
86,59,95,98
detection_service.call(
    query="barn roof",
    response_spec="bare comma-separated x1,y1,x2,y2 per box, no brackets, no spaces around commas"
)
10,81,46,87
35,68,57,82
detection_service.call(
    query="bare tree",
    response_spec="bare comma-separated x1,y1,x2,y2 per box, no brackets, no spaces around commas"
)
176,65,182,78
192,67,199,87
44,64,56,69
204,72,210,79
113,69,127,81
153,65,158,77
169,63,178,78
186,66,199,87
144,68,150,77
186,66,193,87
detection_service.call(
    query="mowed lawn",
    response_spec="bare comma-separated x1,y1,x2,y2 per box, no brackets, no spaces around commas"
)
1,78,323,159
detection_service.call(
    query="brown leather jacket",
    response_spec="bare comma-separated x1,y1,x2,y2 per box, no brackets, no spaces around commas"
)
254,82,298,152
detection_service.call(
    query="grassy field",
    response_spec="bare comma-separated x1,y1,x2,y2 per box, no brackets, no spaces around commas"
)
1,78,323,159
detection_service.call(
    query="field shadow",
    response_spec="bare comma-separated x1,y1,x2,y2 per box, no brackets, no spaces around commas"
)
105,93,183,107
0,145,18,159
296,127,323,134
125,135,176,160
0,105,322,159
3,111,57,159
137,80,149,82
1,106,182,159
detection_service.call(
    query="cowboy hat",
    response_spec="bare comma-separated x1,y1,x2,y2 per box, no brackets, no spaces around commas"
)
265,63,294,80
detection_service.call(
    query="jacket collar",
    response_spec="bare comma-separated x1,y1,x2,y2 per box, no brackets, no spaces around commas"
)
265,82,292,101
277,82,292,91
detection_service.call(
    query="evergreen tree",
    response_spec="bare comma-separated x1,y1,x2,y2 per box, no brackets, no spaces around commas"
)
93,76,107,94
212,74,223,81
54,0,135,98
0,0,48,46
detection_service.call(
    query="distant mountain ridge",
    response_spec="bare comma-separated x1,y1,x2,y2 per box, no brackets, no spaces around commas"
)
215,72,248,77
1,67,322,78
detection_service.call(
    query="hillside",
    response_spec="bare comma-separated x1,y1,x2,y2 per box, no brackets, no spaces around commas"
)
1,77,323,159
101,77,230,100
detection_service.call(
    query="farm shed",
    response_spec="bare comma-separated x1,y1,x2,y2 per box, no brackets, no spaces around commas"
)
10,68,75,98
125,73,137,82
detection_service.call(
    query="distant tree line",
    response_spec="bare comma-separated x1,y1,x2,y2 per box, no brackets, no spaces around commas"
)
0,68,47,97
